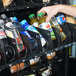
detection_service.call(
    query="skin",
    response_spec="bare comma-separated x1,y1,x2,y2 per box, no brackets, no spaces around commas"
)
38,4,76,22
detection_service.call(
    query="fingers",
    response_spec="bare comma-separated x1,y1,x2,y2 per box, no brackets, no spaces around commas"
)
38,7,46,14
46,14,53,22
46,16,51,22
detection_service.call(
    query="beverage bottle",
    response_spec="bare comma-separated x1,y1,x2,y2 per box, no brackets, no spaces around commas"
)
21,19,46,47
1,14,10,23
0,19,15,63
56,13,71,42
10,17,24,32
29,13,39,27
37,12,56,40
5,22,26,58
50,16,66,41
1,14,27,58
12,17,46,47
10,17,38,51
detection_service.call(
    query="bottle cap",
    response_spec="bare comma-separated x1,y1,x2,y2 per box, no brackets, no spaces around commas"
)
10,17,15,22
37,12,44,17
1,14,7,19
21,20,27,25
13,17,18,21
29,14,35,19
0,20,4,25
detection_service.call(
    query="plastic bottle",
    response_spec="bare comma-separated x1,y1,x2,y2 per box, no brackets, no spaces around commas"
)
21,19,46,47
0,20,15,64
56,13,71,42
5,22,27,58
1,14,11,23
37,12,56,40
29,13,39,27
10,17,38,52
50,16,66,41
1,14,27,58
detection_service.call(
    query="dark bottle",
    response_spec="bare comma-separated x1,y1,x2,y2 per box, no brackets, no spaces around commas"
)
0,19,15,64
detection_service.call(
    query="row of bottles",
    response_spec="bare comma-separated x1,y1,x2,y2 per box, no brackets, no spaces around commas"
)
0,14,27,66
28,12,66,42
0,11,72,71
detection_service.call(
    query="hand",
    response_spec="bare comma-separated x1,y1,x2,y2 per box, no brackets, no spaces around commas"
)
38,5,61,22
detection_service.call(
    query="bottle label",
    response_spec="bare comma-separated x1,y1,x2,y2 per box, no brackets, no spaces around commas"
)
51,17,59,26
39,22,51,29
0,29,7,39
20,31,32,39
56,15,66,24
42,69,51,76
14,30,25,52
5,22,25,53
27,26,38,33
27,25,46,47
32,22,39,27
39,22,56,39
29,59,36,65
5,30,14,38
40,37,46,47
30,57,40,65
34,57,40,62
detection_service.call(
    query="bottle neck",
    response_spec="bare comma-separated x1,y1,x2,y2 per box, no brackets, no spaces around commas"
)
38,16,46,24
22,22,30,29
30,16,36,20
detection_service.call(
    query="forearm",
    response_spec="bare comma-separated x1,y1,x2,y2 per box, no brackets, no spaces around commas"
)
58,5,76,17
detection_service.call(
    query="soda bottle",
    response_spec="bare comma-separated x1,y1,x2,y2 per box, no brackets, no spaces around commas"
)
37,12,56,40
21,19,46,47
50,16,66,41
29,13,39,27
0,19,15,63
56,13,71,42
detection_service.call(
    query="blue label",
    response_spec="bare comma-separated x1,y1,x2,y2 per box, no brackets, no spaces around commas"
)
56,15,66,24
27,26,38,33
20,31,32,39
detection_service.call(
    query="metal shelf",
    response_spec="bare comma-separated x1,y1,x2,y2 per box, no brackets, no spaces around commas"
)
0,41,75,71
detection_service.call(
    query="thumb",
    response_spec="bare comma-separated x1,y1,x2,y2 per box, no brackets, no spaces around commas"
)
46,15,52,22
38,7,46,14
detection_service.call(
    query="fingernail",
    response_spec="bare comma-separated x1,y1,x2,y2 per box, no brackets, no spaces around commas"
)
46,19,49,22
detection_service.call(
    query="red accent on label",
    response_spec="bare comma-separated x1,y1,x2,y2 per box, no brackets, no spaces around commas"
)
16,38,21,44
46,24,50,28
0,31,6,36
23,46,25,49
60,28,62,32
62,17,65,21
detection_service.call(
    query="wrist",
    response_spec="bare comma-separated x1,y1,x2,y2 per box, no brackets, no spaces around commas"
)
57,4,65,13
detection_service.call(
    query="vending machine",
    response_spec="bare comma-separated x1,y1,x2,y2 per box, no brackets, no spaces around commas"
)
0,0,75,76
